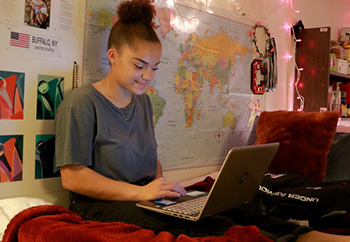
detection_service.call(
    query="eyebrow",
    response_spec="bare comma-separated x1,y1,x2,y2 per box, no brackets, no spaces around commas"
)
134,58,161,66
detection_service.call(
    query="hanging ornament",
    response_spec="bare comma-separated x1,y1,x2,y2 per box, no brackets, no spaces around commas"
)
251,59,266,95
250,21,278,93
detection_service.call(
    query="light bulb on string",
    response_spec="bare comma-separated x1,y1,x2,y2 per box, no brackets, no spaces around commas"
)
284,53,293,60
283,23,291,31
290,19,305,111
166,0,174,8
168,0,206,33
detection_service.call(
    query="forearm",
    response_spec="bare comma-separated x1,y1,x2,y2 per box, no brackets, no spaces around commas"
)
60,165,143,201
155,160,163,179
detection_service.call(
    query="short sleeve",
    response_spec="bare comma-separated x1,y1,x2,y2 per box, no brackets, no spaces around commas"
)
55,91,96,167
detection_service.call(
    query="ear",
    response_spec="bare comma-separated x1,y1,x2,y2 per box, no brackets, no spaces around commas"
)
107,48,117,65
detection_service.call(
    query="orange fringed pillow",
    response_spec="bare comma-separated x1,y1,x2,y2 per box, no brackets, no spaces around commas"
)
255,110,339,181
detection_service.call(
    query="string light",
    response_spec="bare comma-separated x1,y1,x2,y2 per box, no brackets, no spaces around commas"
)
283,23,291,31
291,25,305,111
166,0,174,8
284,53,293,59
230,0,246,16
167,0,246,32
166,0,210,32
170,16,199,33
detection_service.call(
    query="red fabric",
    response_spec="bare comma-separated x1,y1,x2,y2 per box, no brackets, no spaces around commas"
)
255,110,339,181
185,176,215,193
2,205,273,242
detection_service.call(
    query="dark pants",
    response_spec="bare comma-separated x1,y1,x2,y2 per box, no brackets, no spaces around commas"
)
69,193,311,241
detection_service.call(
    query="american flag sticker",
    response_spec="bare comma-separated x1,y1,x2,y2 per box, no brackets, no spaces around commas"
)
10,32,31,49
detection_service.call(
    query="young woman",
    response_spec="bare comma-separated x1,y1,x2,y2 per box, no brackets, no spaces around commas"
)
55,0,350,241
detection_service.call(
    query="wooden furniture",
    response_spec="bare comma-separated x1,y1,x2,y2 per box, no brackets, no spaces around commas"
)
294,27,350,112
294,27,331,112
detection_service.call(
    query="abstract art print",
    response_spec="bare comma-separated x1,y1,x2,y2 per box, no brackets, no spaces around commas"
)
0,135,23,183
36,74,64,120
35,134,59,179
0,70,25,119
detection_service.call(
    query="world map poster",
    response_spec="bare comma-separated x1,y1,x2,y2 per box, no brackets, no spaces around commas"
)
83,0,254,170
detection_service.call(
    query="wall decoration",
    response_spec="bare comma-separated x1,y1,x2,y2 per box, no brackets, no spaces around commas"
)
247,98,263,126
10,31,30,49
250,21,277,93
36,74,64,120
251,59,266,94
0,135,23,183
0,70,25,119
35,134,59,179
0,0,20,26
24,0,51,29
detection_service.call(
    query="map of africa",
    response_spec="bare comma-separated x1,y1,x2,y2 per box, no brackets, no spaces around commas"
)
83,0,253,170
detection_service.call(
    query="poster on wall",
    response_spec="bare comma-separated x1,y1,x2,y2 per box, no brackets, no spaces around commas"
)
0,0,20,26
35,134,59,179
0,70,25,119
0,135,23,183
24,0,51,29
36,74,64,120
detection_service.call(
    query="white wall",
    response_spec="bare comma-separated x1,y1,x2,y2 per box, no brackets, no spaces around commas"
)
293,0,350,40
0,0,85,207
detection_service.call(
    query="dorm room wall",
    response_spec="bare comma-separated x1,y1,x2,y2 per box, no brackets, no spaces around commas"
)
0,0,292,206
0,0,86,207
293,0,350,41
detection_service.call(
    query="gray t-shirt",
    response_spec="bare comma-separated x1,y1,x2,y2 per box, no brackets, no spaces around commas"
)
55,85,157,183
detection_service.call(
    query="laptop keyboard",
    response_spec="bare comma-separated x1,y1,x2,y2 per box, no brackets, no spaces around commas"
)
162,195,207,216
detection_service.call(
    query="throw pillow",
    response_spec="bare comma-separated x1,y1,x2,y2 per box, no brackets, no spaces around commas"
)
255,110,339,181
325,132,350,182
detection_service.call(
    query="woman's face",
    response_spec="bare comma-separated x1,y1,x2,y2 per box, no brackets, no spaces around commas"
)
111,41,162,96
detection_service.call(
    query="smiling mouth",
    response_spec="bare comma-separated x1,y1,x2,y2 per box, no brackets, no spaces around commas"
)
136,80,148,87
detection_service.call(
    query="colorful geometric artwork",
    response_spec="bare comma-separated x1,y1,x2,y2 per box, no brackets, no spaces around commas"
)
0,135,23,183
35,134,59,179
0,70,25,119
36,75,64,120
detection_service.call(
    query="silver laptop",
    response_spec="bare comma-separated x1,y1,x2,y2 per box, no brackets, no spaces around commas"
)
136,142,279,221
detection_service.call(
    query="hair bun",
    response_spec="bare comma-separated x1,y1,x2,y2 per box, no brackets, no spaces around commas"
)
117,0,156,27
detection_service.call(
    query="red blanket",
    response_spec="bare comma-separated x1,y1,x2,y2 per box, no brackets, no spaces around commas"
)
3,205,273,242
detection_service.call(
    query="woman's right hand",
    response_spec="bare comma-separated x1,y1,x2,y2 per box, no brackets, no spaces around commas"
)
140,177,186,201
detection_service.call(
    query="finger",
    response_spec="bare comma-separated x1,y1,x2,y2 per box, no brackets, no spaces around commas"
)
162,190,181,198
162,181,186,196
171,183,186,196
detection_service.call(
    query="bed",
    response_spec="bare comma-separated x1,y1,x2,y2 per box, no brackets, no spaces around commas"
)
2,110,350,241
